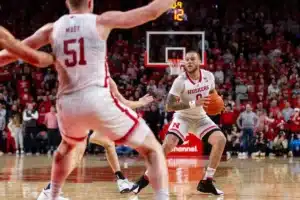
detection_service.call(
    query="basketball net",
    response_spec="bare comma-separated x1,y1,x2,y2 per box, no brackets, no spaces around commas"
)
168,58,185,75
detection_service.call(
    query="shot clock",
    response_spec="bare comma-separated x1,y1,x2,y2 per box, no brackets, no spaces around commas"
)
170,0,186,22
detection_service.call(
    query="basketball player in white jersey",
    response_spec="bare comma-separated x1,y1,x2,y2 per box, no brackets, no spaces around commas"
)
0,0,177,199
132,51,226,196
0,25,152,194
88,77,154,194
38,77,154,196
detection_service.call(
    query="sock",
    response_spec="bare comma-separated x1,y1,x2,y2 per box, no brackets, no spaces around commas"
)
203,167,216,180
155,189,169,200
115,171,125,180
50,181,62,200
139,174,149,183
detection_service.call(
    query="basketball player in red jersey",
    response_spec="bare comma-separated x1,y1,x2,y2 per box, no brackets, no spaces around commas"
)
132,51,226,196
0,0,176,200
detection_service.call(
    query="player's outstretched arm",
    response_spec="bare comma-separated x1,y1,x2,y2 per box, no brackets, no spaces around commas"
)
97,0,176,29
0,26,54,68
109,78,153,109
0,23,53,67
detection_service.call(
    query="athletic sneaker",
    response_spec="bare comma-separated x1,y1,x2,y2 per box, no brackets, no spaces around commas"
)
37,184,69,200
117,178,134,194
130,175,149,194
197,179,224,195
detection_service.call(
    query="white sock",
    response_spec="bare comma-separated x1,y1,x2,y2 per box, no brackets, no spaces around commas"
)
50,181,61,200
155,189,169,200
203,167,216,180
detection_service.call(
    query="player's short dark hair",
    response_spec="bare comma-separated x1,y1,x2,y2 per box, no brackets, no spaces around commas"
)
68,0,87,8
186,50,201,60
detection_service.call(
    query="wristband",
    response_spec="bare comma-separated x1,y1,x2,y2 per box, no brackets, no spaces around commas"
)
189,100,196,108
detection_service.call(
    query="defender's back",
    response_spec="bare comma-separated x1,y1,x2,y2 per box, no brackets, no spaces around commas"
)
52,14,109,97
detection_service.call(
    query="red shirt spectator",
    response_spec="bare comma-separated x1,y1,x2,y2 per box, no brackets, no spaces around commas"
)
17,76,30,94
19,88,33,106
32,69,44,89
290,109,300,133
38,106,47,125
39,96,52,113
220,106,235,126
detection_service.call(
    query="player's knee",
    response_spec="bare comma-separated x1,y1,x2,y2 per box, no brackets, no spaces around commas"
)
209,131,226,147
103,140,115,150
53,150,64,164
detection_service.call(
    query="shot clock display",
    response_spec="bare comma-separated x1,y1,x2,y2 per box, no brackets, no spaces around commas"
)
171,0,186,22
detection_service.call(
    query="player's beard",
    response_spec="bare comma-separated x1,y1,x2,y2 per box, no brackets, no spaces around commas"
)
185,65,199,75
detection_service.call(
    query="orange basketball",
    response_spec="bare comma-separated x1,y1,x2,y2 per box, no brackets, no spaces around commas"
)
204,90,224,116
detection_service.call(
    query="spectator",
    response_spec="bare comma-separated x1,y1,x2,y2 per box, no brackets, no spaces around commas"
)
116,145,136,156
23,103,39,155
8,113,23,155
144,104,162,143
272,131,289,156
0,106,6,155
226,125,241,157
237,104,259,158
290,108,300,134
220,105,235,135
214,65,224,84
235,79,248,101
44,106,60,155
268,79,280,95
290,134,300,157
252,132,267,158
0,102,6,118
282,102,294,122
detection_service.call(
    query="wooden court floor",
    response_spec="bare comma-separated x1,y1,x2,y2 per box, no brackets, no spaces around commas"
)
0,155,300,200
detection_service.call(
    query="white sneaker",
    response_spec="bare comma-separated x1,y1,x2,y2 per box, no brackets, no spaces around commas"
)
16,150,20,155
37,188,69,200
242,152,248,159
117,179,134,193
238,152,243,159
226,152,231,160
269,153,276,158
259,152,266,157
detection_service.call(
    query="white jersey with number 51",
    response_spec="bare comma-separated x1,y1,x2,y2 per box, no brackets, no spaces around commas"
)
52,14,109,97
168,69,215,119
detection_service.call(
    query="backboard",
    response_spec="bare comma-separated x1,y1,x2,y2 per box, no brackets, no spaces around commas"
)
145,31,205,68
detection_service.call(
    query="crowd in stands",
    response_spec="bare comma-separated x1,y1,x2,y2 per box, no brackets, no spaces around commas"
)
0,0,299,159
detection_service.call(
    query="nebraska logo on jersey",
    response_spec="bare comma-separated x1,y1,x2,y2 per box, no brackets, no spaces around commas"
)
187,85,209,95
173,122,180,129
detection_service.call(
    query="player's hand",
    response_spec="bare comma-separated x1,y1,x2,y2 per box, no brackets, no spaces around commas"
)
195,96,210,108
0,26,14,41
138,94,154,106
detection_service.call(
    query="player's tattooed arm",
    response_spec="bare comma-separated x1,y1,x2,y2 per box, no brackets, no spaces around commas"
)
209,89,217,94
165,94,190,112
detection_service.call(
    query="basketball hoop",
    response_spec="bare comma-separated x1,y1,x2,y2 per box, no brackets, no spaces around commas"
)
168,59,185,75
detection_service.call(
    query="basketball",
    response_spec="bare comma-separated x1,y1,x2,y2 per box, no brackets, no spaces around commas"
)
204,90,224,116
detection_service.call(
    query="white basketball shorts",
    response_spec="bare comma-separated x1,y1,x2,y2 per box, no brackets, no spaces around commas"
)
167,113,220,144
56,86,151,147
